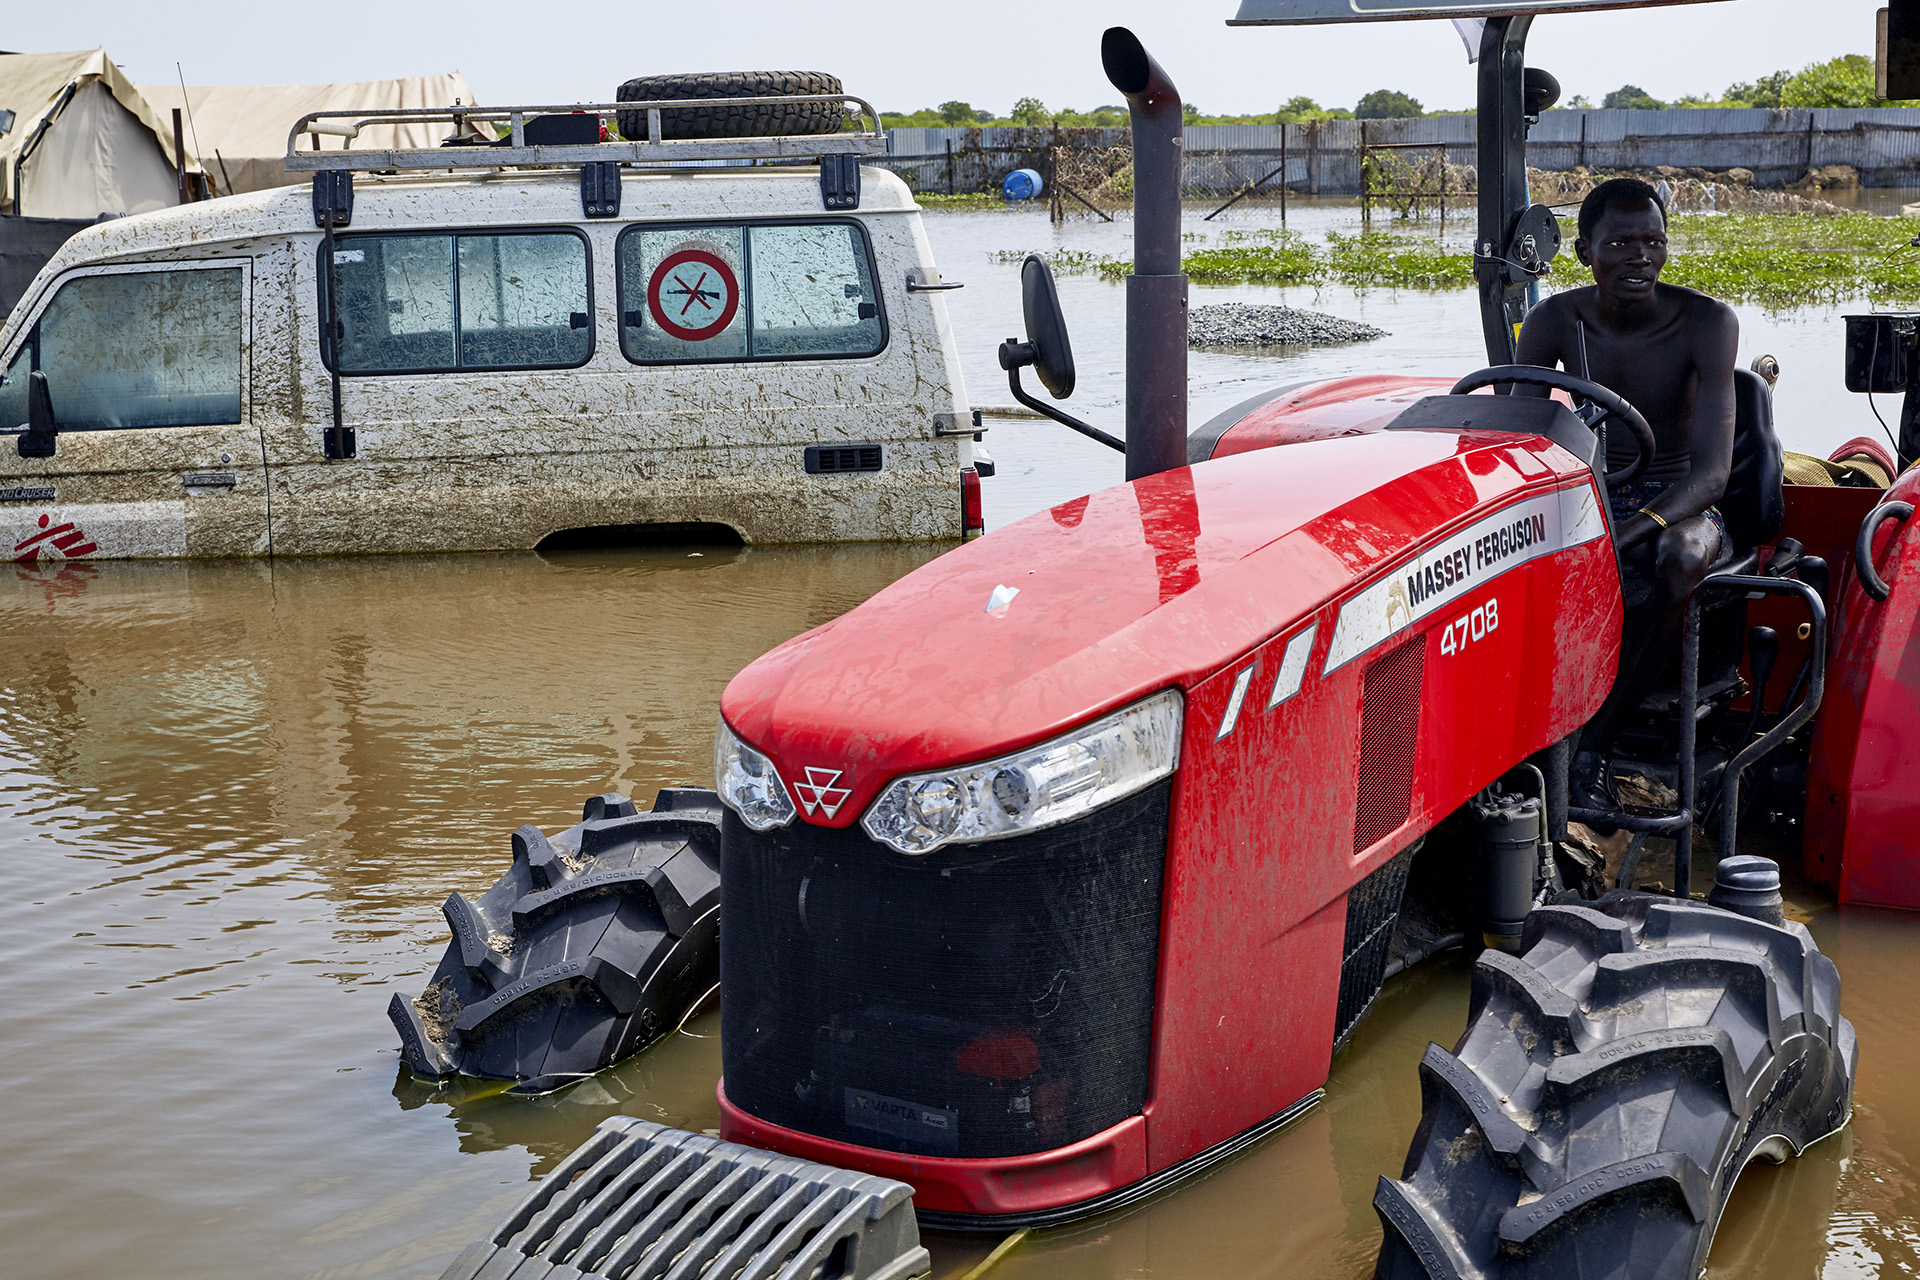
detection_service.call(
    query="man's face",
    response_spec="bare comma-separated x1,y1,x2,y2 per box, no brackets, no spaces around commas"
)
1576,200,1668,303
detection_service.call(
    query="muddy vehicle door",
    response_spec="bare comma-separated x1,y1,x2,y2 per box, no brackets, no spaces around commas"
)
0,258,267,560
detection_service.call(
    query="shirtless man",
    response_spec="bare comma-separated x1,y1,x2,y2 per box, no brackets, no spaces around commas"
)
1513,177,1740,805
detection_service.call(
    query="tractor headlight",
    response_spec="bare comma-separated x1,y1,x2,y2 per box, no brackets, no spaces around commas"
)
861,689,1183,855
715,718,795,831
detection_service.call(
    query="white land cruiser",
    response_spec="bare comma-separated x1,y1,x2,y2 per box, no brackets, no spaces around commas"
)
0,80,980,561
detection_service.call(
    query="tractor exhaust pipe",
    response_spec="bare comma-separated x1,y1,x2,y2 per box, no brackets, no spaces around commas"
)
1102,27,1188,481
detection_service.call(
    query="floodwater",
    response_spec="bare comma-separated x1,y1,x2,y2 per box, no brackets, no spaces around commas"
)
4,201,1919,1280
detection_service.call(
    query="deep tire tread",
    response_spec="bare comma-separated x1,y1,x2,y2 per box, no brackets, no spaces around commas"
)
614,71,847,142
390,790,723,1090
1519,903,1636,957
1497,1149,1712,1249
1542,1026,1745,1115
1466,949,1577,1055
1375,1177,1473,1280
1419,1044,1529,1159
1374,891,1854,1280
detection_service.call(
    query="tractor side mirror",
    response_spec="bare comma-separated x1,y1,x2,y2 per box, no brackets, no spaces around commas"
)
1523,67,1561,117
18,370,57,458
996,255,1122,454
1000,255,1077,399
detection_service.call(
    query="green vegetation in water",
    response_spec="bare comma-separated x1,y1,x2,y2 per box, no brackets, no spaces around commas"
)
1657,213,1920,308
913,192,1020,211
993,213,1920,309
995,228,1471,291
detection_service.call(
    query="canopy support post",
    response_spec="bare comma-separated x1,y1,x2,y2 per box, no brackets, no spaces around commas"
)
1475,15,1534,366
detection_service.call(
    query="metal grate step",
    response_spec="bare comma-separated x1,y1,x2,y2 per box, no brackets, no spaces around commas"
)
440,1117,930,1280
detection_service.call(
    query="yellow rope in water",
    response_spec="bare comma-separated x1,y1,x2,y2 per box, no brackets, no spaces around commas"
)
956,1229,1030,1280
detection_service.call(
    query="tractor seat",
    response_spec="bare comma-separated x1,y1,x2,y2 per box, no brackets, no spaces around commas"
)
1630,366,1784,720
1710,366,1785,574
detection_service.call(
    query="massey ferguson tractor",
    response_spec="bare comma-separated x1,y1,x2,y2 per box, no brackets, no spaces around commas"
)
395,4,1916,1278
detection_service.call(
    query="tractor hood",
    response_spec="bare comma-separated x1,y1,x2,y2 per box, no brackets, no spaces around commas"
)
720,426,1594,827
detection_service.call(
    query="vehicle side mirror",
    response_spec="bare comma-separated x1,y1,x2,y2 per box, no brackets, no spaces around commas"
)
994,255,1122,454
18,370,56,458
1523,67,1561,116
1000,255,1076,399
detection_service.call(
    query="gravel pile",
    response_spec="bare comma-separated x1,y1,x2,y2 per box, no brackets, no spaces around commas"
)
1188,303,1386,349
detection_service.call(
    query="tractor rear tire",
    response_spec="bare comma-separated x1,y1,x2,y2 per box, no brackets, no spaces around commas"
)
388,788,721,1095
1375,891,1855,1280
614,72,847,142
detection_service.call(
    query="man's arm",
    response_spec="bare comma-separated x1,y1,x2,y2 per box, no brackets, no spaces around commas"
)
1512,296,1571,394
1627,298,1738,548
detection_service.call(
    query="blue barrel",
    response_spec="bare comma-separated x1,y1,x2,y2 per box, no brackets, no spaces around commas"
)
1002,168,1045,201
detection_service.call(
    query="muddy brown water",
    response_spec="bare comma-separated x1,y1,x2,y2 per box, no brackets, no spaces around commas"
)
8,201,1920,1278
5,548,1918,1280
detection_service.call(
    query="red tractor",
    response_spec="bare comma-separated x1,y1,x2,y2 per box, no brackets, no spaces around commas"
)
409,5,1914,1278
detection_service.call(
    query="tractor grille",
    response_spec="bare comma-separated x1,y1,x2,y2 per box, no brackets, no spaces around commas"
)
1353,636,1425,852
804,444,883,474
721,780,1171,1159
1333,846,1416,1050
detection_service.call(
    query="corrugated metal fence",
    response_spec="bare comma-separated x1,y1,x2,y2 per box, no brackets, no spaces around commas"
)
881,108,1920,196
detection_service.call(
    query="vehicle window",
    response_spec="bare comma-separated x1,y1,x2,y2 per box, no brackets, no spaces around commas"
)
0,268,243,431
747,224,884,358
326,230,591,374
617,220,883,364
619,227,748,362
460,235,592,368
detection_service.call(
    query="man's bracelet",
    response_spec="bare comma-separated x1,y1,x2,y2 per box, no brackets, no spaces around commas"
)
1638,507,1669,530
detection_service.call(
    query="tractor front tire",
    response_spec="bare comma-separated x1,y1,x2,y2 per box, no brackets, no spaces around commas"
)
388,788,721,1095
1375,891,1855,1280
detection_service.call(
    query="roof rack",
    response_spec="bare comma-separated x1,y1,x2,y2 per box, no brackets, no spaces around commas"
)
284,95,886,172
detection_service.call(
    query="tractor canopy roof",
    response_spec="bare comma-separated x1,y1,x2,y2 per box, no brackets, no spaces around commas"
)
1229,0,1725,24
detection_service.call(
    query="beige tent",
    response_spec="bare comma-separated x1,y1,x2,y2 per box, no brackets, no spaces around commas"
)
1,51,198,218
141,74,482,196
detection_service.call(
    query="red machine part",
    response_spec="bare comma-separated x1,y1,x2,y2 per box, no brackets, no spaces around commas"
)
1203,373,1576,461
1209,375,1458,457
718,425,1622,1215
718,1088,1149,1216
1209,377,1918,910
1806,467,1920,908
1744,486,1883,717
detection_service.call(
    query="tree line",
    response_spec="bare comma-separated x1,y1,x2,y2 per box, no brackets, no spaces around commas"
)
879,53,1911,129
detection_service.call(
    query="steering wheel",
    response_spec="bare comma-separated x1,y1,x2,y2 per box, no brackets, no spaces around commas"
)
1449,365,1656,488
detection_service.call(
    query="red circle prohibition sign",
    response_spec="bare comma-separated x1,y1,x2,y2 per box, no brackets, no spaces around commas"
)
647,248,741,341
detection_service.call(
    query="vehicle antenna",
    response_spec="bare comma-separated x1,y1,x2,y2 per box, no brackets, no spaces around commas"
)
176,63,213,196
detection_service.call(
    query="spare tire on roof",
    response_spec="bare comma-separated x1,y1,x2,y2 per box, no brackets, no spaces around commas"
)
616,72,847,142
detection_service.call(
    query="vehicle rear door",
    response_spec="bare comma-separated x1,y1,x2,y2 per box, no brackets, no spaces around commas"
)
0,259,268,561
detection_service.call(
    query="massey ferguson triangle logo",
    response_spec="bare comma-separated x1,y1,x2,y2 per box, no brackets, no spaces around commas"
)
792,767,852,818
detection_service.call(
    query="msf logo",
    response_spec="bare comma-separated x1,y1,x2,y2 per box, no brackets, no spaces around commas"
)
792,767,852,819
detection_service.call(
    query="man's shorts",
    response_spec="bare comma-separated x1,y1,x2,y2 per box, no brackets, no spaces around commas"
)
1607,480,1727,607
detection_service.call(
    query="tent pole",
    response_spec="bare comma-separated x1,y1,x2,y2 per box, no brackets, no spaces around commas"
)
173,108,189,204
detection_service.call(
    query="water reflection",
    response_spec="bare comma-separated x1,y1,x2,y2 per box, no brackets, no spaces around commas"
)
394,1006,726,1175
0,544,941,1280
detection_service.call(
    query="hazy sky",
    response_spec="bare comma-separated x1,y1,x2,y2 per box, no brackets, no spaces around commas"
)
3,0,1893,118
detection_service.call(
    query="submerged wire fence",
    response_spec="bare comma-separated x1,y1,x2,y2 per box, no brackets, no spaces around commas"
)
879,108,1920,209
